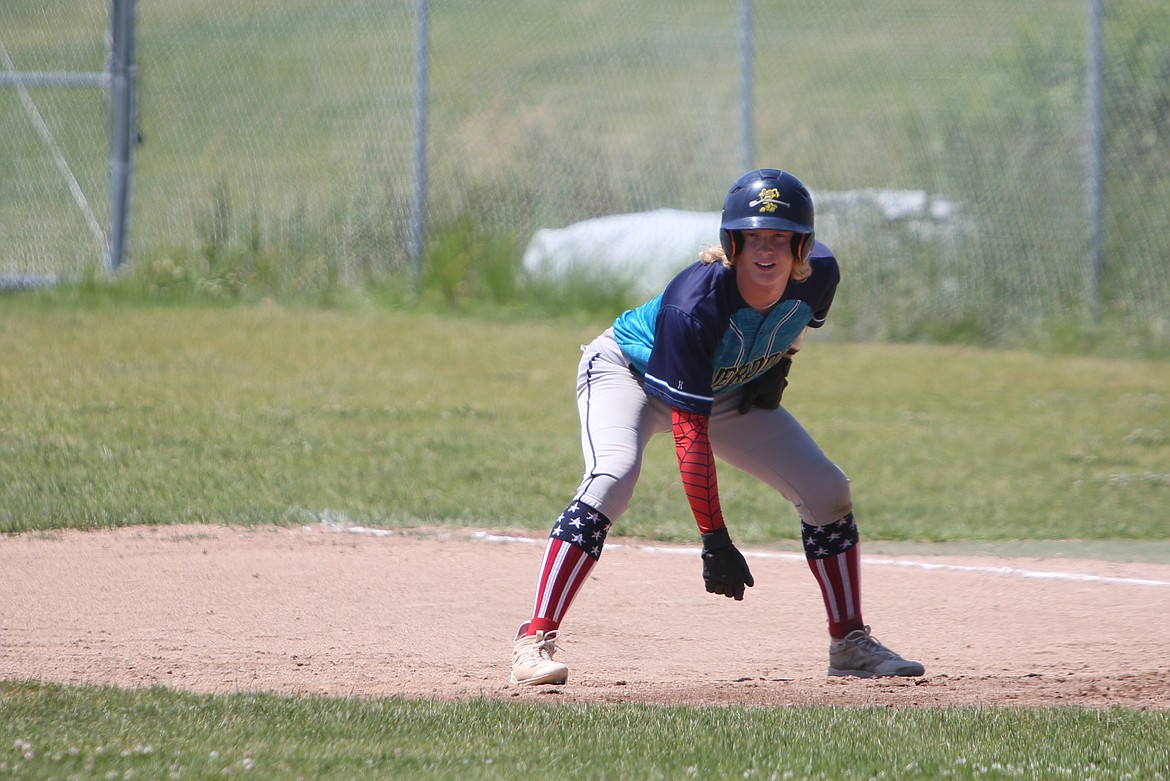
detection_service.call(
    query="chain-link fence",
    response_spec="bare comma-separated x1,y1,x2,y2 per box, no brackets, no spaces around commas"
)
2,1,1167,349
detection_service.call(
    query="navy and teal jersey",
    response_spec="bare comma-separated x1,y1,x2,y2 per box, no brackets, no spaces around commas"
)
612,241,839,415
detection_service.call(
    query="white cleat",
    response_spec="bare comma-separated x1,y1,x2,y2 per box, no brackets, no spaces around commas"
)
510,622,568,685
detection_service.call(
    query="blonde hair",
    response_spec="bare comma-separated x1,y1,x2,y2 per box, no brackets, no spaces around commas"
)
699,239,812,282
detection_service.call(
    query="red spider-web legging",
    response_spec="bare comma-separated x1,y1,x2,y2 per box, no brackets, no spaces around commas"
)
672,408,724,534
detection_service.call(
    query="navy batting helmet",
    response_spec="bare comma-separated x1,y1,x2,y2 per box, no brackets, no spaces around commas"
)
719,169,815,264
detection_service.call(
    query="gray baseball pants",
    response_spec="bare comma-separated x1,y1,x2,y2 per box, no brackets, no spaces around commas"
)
571,328,852,528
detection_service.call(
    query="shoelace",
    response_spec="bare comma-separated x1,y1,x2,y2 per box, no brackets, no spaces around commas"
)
852,630,899,660
521,632,563,662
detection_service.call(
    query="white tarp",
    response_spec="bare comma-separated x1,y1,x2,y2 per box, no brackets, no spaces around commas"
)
522,208,720,296
521,190,961,296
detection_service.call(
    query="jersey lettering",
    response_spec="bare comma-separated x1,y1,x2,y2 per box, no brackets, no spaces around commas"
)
712,351,784,391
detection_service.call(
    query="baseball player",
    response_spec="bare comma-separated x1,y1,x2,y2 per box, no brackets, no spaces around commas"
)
511,168,924,685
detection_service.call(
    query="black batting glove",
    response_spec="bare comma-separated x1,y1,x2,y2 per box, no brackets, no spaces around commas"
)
737,355,793,414
700,527,755,600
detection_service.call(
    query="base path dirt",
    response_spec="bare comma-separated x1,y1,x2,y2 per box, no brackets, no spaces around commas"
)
2,524,1168,709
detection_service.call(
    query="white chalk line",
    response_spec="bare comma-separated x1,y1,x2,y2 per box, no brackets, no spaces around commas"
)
318,521,1170,589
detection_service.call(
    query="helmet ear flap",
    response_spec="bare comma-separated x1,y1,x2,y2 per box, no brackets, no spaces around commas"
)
720,228,741,260
793,232,815,264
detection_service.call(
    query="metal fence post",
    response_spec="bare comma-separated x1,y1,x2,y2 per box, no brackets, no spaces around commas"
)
1085,0,1103,316
107,0,138,272
739,0,754,172
410,0,430,289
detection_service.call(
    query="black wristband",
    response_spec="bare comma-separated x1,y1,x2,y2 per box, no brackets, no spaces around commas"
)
701,527,733,551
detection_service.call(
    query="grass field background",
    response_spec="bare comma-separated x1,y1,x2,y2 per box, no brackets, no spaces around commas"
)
2,304,1168,541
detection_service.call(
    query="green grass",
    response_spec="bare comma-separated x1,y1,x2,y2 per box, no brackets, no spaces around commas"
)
2,682,1169,781
2,304,1167,541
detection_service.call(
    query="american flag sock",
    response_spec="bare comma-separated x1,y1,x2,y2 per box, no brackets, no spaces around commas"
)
526,501,613,636
803,514,865,639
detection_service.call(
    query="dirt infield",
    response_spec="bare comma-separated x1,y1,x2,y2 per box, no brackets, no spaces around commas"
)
2,524,1168,709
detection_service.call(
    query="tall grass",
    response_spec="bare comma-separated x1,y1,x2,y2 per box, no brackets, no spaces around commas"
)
3,1,1168,353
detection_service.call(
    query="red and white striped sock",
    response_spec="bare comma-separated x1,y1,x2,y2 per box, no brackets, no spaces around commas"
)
527,537,597,635
526,502,611,636
803,515,865,639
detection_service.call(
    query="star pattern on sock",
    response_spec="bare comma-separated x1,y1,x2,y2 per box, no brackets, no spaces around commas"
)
552,502,612,560
802,513,859,560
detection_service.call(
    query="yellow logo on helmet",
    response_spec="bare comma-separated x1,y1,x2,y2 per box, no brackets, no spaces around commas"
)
748,187,789,214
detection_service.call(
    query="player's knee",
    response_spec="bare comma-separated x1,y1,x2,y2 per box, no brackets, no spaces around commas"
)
798,464,852,526
826,467,851,506
574,471,635,523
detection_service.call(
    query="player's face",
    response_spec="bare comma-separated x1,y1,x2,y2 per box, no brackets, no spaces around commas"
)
737,230,794,289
